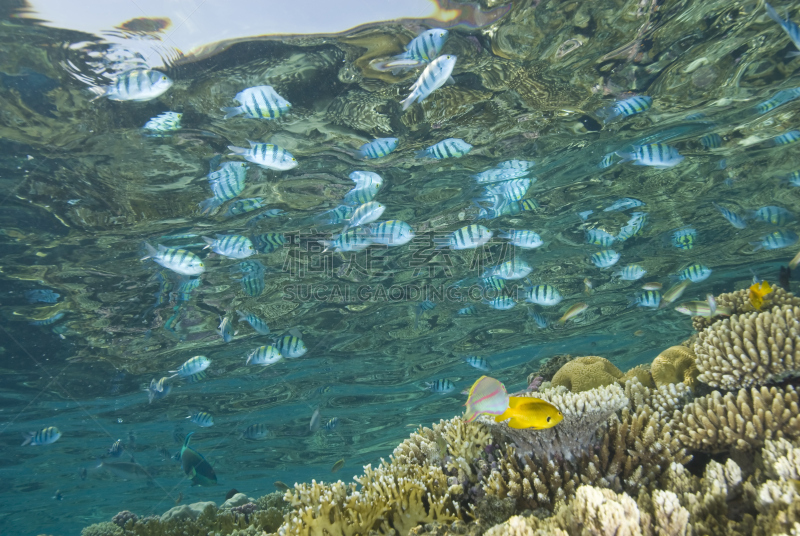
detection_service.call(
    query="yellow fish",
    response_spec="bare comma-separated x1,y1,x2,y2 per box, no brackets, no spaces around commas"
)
494,396,563,429
749,280,773,311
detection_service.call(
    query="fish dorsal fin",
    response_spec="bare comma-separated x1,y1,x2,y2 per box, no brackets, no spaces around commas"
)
466,375,489,401
183,431,194,450
507,396,544,409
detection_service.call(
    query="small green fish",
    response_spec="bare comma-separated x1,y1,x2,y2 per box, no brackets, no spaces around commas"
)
180,432,217,486
331,458,345,473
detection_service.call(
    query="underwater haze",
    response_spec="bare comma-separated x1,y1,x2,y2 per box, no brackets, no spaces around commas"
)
2,0,800,534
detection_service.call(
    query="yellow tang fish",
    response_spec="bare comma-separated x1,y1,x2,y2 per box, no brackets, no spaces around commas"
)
494,396,563,430
749,280,773,311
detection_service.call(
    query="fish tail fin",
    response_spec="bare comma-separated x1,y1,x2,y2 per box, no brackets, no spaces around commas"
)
414,149,429,158
614,151,634,164
595,104,620,125
227,145,247,156
198,197,223,214
354,148,368,159
88,85,108,102
140,242,158,261
183,431,194,448
220,106,243,119
626,295,639,309
765,2,783,25
749,240,764,252
21,432,33,446
318,240,332,253
202,236,215,249
236,310,247,322
401,93,417,111
462,406,478,423
668,274,682,283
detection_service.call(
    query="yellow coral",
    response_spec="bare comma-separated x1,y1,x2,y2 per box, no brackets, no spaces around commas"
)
621,364,655,388
651,346,699,390
550,356,623,392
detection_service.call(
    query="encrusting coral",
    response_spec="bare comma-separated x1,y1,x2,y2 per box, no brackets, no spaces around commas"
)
651,345,699,390
694,304,800,390
692,286,800,331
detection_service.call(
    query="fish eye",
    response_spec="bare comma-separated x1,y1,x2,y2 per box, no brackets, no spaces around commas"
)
161,76,167,80
547,416,551,422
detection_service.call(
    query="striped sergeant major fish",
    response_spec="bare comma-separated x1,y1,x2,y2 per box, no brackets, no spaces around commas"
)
484,258,532,280
239,271,265,297
275,333,307,358
349,171,384,190
672,264,712,283
202,234,255,259
171,356,211,377
399,28,449,63
356,138,398,159
669,228,697,250
221,85,291,120
525,284,563,307
344,183,381,206
91,69,173,102
753,206,795,226
485,296,516,310
772,130,800,146
246,345,282,366
367,220,415,246
416,138,472,159
590,249,620,269
425,379,455,394
224,198,264,218
187,412,214,427
343,201,385,232
457,305,478,316
107,439,124,457
199,162,248,213
596,95,652,124
237,311,270,335
613,264,647,281
143,111,182,133
603,198,645,212
528,309,549,329
500,230,543,249
218,317,235,343
319,229,373,253
700,133,723,149
628,290,662,309
438,224,493,250
240,423,270,440
463,355,491,372
586,229,616,247
480,178,532,202
324,417,339,431
142,243,205,276
765,3,800,56
755,87,800,114
617,143,684,169
401,55,457,110
473,167,531,183
785,170,800,187
247,208,285,227
252,233,287,253
751,229,799,251
228,141,297,170
22,426,61,446
712,203,747,229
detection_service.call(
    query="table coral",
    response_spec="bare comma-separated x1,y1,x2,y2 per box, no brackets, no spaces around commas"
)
550,356,624,392
695,305,800,390
651,345,699,390
672,385,800,452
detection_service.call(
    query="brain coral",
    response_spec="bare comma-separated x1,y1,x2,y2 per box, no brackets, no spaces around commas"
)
550,356,623,392
651,345,699,390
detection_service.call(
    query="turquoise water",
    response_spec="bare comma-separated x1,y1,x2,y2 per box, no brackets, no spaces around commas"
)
1,0,800,534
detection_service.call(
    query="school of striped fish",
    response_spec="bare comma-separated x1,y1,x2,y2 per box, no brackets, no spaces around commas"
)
9,3,800,530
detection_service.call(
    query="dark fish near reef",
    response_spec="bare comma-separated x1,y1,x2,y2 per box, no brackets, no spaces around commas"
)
180,432,217,486
225,488,240,500
780,266,791,290
274,481,290,492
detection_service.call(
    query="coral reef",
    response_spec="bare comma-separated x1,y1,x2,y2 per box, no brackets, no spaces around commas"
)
692,287,800,331
651,345,699,390
695,305,800,390
672,385,800,453
550,356,624,392
529,354,573,382
78,288,800,536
